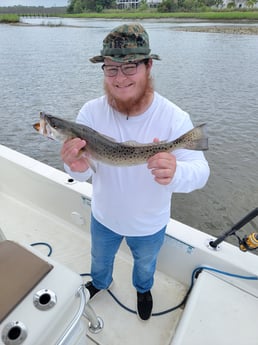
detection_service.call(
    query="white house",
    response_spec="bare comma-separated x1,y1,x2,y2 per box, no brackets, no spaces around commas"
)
116,0,162,9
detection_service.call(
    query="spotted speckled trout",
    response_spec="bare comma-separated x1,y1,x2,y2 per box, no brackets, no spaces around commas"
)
33,112,208,167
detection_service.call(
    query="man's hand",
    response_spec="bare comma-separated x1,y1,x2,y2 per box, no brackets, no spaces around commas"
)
147,138,176,185
61,138,89,172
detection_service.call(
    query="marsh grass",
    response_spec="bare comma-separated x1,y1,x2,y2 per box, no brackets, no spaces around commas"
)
62,10,258,21
0,14,19,23
1,11,258,24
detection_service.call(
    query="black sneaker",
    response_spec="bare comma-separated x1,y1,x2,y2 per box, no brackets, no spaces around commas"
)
85,281,101,299
137,290,153,321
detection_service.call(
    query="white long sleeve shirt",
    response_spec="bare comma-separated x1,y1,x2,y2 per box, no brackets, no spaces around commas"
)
65,92,210,236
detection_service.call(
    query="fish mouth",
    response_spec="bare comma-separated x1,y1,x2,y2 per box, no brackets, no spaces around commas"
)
33,113,48,136
33,123,40,132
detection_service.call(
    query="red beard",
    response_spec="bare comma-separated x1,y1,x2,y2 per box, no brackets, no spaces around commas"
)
104,76,154,115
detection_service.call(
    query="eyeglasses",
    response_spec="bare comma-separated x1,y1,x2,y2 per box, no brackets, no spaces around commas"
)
101,61,147,77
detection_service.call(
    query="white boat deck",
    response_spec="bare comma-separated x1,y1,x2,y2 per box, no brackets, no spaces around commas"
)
0,191,187,345
1,145,258,345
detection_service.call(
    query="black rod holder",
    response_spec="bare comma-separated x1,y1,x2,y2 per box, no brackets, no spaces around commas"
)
209,207,258,249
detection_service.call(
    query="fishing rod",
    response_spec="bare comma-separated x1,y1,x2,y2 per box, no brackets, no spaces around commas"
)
209,207,258,251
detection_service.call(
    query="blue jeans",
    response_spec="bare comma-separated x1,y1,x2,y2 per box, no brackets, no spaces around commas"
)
90,215,166,293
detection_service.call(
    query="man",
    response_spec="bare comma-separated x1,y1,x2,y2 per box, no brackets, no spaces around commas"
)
61,23,210,321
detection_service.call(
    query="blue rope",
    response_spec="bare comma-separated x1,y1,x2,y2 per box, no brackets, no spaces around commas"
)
110,266,258,317
30,241,258,317
30,241,53,256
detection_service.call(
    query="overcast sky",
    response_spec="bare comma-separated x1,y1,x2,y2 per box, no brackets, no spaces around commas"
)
0,0,68,6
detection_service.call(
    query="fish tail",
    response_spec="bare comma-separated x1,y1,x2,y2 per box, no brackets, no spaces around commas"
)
177,123,208,151
189,137,209,150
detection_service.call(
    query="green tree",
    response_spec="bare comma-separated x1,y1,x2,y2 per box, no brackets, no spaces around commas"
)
246,0,257,8
139,0,148,10
74,0,84,12
86,0,96,11
67,0,81,13
67,0,115,13
227,1,236,8
213,0,224,7
157,0,178,12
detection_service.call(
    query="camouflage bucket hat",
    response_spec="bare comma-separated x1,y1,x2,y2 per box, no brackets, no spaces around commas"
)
90,23,161,63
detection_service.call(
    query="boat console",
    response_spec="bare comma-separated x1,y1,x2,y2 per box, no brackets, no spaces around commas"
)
0,241,91,345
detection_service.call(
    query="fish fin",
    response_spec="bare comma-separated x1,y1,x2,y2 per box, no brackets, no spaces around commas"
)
122,140,143,146
189,138,209,151
80,152,97,173
88,159,96,173
178,124,208,151
101,133,117,142
154,139,167,145
122,140,167,147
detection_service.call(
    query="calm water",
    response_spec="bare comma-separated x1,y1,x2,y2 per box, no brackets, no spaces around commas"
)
0,18,258,244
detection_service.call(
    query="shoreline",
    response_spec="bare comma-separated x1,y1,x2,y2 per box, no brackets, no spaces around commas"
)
173,25,258,35
3,16,258,35
9,19,258,35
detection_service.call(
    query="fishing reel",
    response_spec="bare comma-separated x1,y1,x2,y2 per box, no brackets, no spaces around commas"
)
239,232,258,252
209,208,258,251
